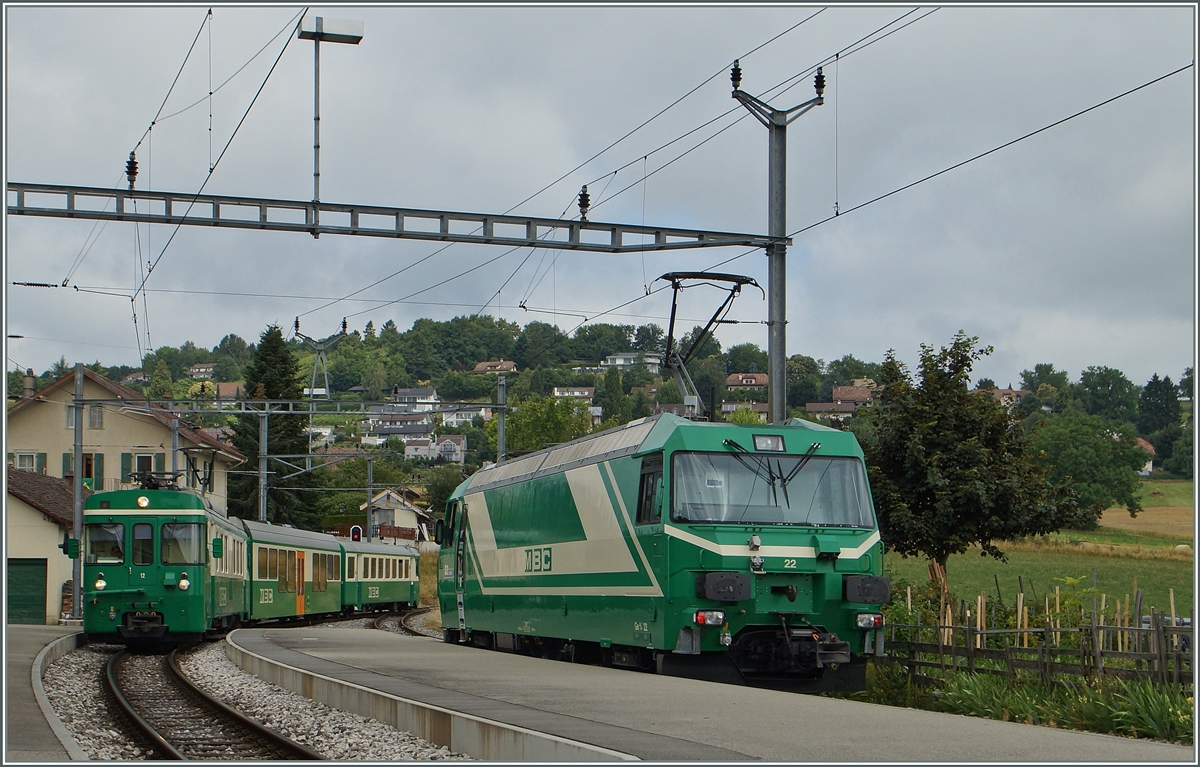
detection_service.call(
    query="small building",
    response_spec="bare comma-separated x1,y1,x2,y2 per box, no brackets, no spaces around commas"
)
472,359,518,374
721,401,769,421
1136,437,1156,477
405,439,433,460
832,385,873,404
630,384,659,399
374,423,437,443
649,403,686,417
726,373,769,390
388,387,439,411
122,371,147,384
441,405,492,428
552,386,595,400
360,488,435,541
214,382,244,399
434,434,467,463
6,467,88,624
805,401,857,422
188,362,215,380
600,352,662,375
588,406,604,426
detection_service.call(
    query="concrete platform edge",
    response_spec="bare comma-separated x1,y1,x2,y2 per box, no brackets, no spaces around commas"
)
31,632,89,761
224,629,637,762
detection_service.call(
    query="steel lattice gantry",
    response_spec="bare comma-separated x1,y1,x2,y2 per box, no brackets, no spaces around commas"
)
6,182,787,254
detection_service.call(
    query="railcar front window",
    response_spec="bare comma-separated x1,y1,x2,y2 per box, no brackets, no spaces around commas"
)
161,523,204,564
85,524,125,564
671,452,875,527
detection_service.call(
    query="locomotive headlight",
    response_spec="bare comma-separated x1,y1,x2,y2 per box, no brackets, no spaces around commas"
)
94,576,107,591
694,609,726,626
178,577,191,591
855,612,884,630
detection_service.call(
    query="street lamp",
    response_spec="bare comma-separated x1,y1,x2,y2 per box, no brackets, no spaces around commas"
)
298,16,364,238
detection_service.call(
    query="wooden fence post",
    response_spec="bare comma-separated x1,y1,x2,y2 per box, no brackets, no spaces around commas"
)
1091,611,1103,677
966,623,975,673
1004,637,1014,682
1043,620,1053,684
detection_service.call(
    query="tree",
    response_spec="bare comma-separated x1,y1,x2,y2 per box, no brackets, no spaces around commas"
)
677,325,721,362
725,343,768,374
857,332,1081,574
976,378,996,390
228,325,320,529
568,323,633,362
148,359,173,398
632,324,665,355
1019,363,1070,394
1162,428,1193,478
726,406,762,424
1178,367,1193,402
513,321,568,369
489,396,592,452
1138,373,1180,435
425,465,467,518
825,354,879,385
1076,365,1139,424
599,366,627,423
1029,413,1147,523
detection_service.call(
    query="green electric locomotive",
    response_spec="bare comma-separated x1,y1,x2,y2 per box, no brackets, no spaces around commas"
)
436,412,891,692
78,474,421,644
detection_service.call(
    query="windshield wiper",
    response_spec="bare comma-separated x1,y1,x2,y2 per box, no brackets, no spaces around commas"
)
725,439,784,507
782,442,821,487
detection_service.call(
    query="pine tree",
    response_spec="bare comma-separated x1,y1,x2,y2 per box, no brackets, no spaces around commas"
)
148,359,173,398
1138,373,1181,435
228,325,320,528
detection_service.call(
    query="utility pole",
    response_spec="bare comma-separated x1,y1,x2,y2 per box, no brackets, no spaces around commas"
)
496,375,507,464
71,363,83,620
258,411,269,522
298,16,363,239
366,456,375,540
731,61,825,423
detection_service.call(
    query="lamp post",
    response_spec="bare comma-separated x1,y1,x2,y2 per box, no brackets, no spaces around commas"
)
731,61,825,423
298,16,363,239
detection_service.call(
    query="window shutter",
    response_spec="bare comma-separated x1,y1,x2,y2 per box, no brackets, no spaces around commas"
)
62,453,73,477
36,453,47,474
154,453,165,472
6,453,12,466
94,453,104,489
121,453,132,482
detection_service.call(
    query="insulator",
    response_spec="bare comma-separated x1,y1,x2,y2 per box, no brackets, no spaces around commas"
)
294,317,301,333
731,60,742,91
125,151,138,189
814,67,826,97
341,318,348,334
578,185,590,221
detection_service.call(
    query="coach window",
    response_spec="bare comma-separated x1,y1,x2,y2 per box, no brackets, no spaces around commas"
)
636,454,664,525
347,556,356,579
132,524,153,565
286,551,297,592
85,523,125,564
258,548,268,578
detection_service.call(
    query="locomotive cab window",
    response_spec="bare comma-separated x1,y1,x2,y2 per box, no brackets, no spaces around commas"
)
132,523,153,565
161,523,204,564
671,452,876,528
85,523,125,564
636,454,663,525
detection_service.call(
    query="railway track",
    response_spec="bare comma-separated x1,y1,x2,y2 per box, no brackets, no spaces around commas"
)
373,606,441,638
106,647,327,760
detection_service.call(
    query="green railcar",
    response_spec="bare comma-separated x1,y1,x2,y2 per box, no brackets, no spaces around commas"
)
437,413,891,692
341,540,421,611
82,488,246,644
243,519,344,620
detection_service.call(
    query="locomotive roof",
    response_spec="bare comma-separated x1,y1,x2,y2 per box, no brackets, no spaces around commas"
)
338,539,420,557
240,518,341,549
84,487,209,511
455,412,858,498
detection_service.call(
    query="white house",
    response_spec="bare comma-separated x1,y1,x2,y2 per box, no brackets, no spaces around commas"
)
389,387,439,412
442,406,493,428
601,352,662,375
553,386,595,400
434,434,467,463
404,439,433,459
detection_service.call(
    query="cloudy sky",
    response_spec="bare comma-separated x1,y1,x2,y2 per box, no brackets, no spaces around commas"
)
4,5,1195,389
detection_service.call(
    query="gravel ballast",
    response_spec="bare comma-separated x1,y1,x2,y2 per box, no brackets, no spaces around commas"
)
42,629,470,761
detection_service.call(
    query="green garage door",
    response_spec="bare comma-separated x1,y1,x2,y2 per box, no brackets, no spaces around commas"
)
7,558,47,625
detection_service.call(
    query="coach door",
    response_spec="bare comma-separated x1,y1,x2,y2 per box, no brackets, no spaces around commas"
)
296,552,306,615
454,504,467,633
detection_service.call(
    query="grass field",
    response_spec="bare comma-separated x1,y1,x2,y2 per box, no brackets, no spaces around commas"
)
1136,478,1194,508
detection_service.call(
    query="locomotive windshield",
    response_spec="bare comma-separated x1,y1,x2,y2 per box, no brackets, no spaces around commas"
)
84,523,125,563
161,523,205,565
671,452,876,527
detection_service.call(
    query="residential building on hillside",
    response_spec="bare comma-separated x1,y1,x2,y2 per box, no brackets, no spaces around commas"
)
630,384,659,399
188,362,215,380
214,382,244,399
832,385,873,404
600,352,662,375
388,387,439,411
805,402,857,422
434,434,467,463
6,467,85,624
7,368,245,509
359,488,434,541
441,405,493,428
404,439,433,460
552,386,595,399
472,359,517,374
721,401,769,421
122,371,147,384
727,372,769,390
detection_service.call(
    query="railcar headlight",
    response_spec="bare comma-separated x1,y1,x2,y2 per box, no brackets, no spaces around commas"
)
94,575,107,591
178,577,190,591
694,609,726,626
856,612,884,630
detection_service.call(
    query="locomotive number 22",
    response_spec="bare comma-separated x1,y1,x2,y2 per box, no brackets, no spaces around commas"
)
524,547,552,573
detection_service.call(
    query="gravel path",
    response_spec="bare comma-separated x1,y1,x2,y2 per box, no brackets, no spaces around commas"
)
42,629,470,761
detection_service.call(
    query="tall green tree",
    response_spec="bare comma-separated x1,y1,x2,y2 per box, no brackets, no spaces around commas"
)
599,366,627,423
725,343,768,374
857,332,1081,574
1138,373,1180,434
148,359,173,398
1019,363,1070,394
513,321,569,369
228,325,319,529
488,396,592,452
1029,413,1147,523
1076,365,1139,424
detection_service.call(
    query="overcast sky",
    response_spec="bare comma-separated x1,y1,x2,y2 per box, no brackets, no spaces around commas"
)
4,4,1195,390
